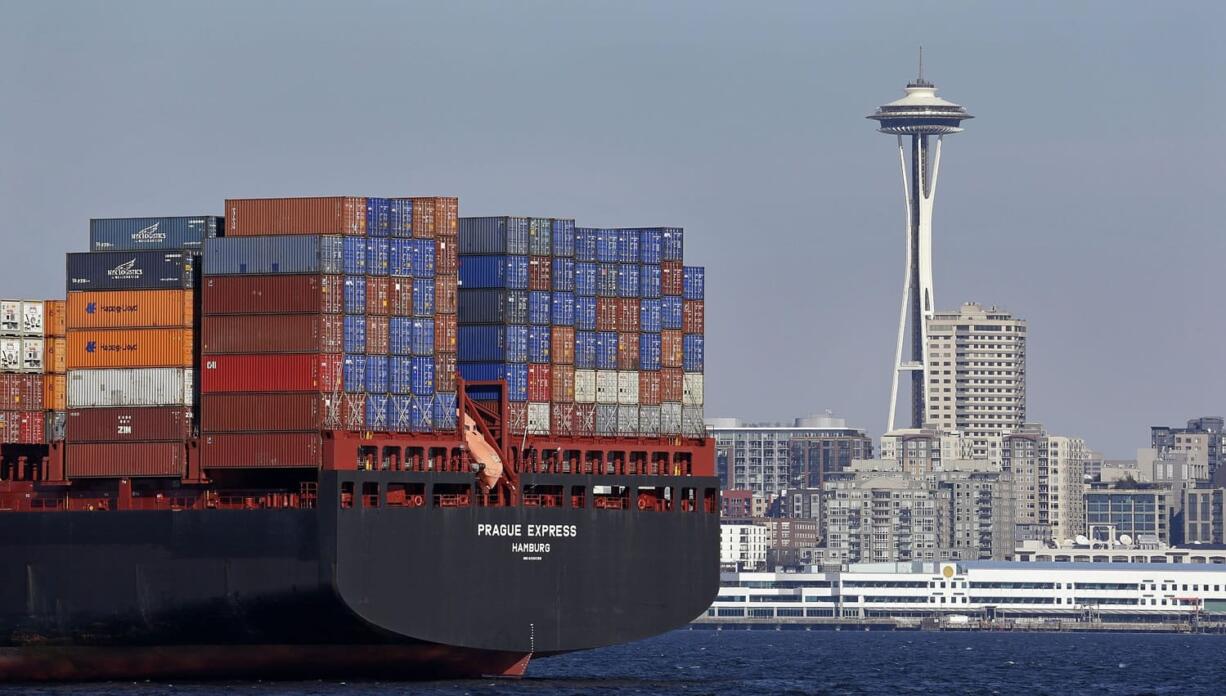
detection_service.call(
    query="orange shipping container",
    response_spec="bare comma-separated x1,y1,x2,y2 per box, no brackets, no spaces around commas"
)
44,337,67,374
43,373,66,411
225,197,366,236
44,300,67,337
67,290,193,330
67,328,193,369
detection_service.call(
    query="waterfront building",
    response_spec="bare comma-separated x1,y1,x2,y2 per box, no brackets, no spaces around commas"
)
1013,537,1226,564
720,523,769,572
1085,486,1171,545
998,425,1088,543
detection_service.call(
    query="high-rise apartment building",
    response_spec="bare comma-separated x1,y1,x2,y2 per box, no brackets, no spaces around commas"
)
1151,417,1224,483
933,462,1016,561
879,427,970,476
822,465,940,564
997,425,1087,543
926,303,1027,455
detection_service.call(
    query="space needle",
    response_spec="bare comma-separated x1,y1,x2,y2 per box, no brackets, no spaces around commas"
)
869,51,972,433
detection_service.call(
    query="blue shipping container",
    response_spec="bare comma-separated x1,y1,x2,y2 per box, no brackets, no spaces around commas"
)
68,250,196,291
344,276,366,315
662,227,684,261
366,355,389,393
202,236,343,277
343,315,367,353
527,326,551,363
551,292,575,326
551,219,575,258
528,218,552,256
366,394,389,429
683,266,706,300
411,239,436,278
389,238,413,277
595,331,618,370
528,291,551,325
596,229,619,263
390,317,413,355
596,264,618,297
618,264,640,298
683,334,705,372
457,362,527,401
458,255,528,289
366,198,391,238
387,394,414,431
617,229,640,264
412,318,434,356
551,258,575,292
575,296,597,331
458,289,528,325
432,392,458,431
458,217,530,255
413,279,435,317
411,356,435,396
390,356,413,394
366,238,390,276
90,216,222,252
574,262,597,297
639,229,663,264
640,298,662,333
574,331,597,369
457,325,528,363
639,333,662,371
344,354,367,393
389,199,413,238
574,228,597,262
410,394,433,432
661,296,683,330
343,236,367,275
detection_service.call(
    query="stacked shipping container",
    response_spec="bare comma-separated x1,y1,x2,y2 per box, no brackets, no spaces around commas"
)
62,217,218,477
458,220,705,438
0,300,49,443
199,197,459,469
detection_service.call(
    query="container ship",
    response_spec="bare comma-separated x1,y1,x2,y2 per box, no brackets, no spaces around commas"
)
0,197,719,681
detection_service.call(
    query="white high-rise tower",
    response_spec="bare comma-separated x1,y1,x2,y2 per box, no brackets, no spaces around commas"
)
869,54,972,432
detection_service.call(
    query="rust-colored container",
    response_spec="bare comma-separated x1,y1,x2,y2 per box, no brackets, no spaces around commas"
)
683,300,705,334
67,289,193,329
551,326,575,364
65,442,185,478
366,316,389,355
0,410,44,444
551,365,575,402
551,403,575,438
411,196,459,239
337,393,365,430
66,406,192,443
507,402,527,436
619,298,640,332
225,197,366,236
202,275,344,315
435,352,457,393
617,332,640,371
528,257,552,291
436,238,458,274
201,393,329,432
661,368,683,402
0,373,44,410
202,314,342,354
43,373,66,411
572,403,597,437
66,328,192,369
201,353,342,393
661,330,683,369
435,275,458,315
366,277,390,316
201,433,322,469
434,315,457,353
527,364,552,403
639,371,662,406
596,298,619,332
44,299,67,337
44,336,67,374
661,261,684,296
389,278,413,316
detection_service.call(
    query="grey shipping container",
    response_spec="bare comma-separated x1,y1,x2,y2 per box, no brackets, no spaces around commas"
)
66,251,195,291
203,235,344,276
67,368,194,408
681,405,705,438
616,404,639,436
639,405,661,436
595,403,618,437
458,289,528,325
90,216,223,252
660,402,683,436
458,217,530,255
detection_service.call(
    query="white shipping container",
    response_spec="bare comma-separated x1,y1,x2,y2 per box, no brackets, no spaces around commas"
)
682,406,706,438
639,405,661,436
21,338,44,372
617,404,639,435
660,402,683,436
68,368,194,408
574,369,596,404
682,373,704,406
527,402,551,435
0,337,22,371
595,370,618,404
22,301,44,336
616,371,639,405
595,403,618,436
0,301,19,334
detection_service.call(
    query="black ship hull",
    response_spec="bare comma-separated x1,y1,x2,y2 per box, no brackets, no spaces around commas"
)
0,471,720,680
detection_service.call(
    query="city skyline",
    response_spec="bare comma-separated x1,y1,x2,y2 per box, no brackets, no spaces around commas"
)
0,2,1222,457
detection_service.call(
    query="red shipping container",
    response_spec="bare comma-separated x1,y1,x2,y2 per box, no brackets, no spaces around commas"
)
661,330,683,368
436,238,458,274
551,402,575,438
66,442,185,478
202,314,342,354
435,276,458,315
661,261,684,296
661,368,684,402
596,298,619,332
389,279,413,316
552,365,575,402
528,258,552,291
617,332,640,371
66,407,191,443
202,354,342,393
527,364,552,403
225,197,366,236
572,403,597,437
683,300,705,334
366,316,390,355
339,393,366,430
202,393,329,432
619,298,640,332
410,197,435,239
435,315,457,353
0,373,43,410
0,410,44,444
412,197,458,239
202,433,322,469
366,277,391,316
639,371,662,405
435,352,457,392
202,275,344,315
551,326,575,364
